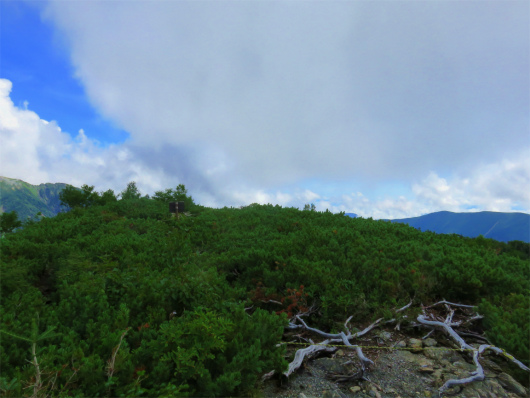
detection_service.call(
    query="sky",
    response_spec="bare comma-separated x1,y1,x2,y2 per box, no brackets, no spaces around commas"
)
1,0,529,219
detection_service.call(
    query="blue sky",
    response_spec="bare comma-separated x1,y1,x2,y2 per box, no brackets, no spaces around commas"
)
1,0,529,218
1,1,128,145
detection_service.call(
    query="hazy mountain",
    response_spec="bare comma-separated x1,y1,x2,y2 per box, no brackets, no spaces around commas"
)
344,212,357,218
0,176,69,221
389,211,530,243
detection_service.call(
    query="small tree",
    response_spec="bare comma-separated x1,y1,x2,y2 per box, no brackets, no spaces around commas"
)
303,203,316,211
120,182,141,200
153,183,195,210
60,185,102,209
0,211,22,234
100,189,118,205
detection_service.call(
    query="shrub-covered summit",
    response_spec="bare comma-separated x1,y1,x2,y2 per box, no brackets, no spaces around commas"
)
1,193,528,396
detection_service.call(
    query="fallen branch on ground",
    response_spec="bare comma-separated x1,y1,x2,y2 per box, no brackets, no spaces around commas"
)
417,304,529,396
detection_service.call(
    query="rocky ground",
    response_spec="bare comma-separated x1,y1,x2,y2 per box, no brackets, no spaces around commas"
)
261,330,528,398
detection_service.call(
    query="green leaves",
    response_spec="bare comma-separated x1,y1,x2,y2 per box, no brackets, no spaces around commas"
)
0,210,22,234
1,196,528,396
120,181,142,200
60,184,117,210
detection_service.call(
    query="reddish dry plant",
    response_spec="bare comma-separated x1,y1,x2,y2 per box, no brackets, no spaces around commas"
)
137,323,150,331
277,285,309,318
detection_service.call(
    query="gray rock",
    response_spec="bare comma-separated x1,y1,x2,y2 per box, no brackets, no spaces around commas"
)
465,378,509,398
423,347,463,362
481,358,502,373
313,358,349,374
451,360,476,371
394,350,419,363
394,340,407,349
378,331,392,341
423,338,437,347
497,372,528,397
418,365,434,373
408,338,423,353
368,387,382,398
322,390,342,398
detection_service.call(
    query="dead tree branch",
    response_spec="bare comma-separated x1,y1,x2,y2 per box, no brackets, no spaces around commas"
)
426,300,475,309
417,307,529,396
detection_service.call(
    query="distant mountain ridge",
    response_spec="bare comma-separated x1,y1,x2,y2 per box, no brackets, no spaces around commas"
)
389,210,530,243
2,177,529,243
0,176,69,221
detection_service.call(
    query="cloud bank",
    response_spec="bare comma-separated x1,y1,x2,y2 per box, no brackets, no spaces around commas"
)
2,76,528,218
42,1,528,184
1,1,528,218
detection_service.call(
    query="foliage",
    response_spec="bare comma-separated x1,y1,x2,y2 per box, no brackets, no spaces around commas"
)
120,182,142,201
0,211,22,234
303,203,316,211
1,195,528,396
60,185,117,210
153,183,196,212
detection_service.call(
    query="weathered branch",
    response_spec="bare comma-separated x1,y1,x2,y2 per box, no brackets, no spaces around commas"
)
283,339,337,378
439,349,484,394
281,316,379,379
417,312,529,396
344,315,354,335
426,300,475,309
107,328,130,381
417,315,473,351
31,340,42,398
395,299,413,313
260,299,283,306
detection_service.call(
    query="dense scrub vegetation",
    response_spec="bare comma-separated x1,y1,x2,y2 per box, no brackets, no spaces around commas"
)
1,188,529,396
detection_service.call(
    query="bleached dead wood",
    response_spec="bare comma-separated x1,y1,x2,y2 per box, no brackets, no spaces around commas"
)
426,300,475,309
395,299,413,313
282,339,337,379
280,315,382,379
417,310,529,396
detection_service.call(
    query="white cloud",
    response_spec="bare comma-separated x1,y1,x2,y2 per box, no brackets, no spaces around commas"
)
2,1,529,217
321,154,530,219
42,0,529,188
0,78,161,193
1,75,528,218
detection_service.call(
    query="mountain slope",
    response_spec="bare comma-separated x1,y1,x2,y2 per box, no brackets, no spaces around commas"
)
390,211,530,243
1,200,528,395
0,176,69,220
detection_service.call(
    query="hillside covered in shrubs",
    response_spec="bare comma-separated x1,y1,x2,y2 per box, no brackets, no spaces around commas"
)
1,185,528,397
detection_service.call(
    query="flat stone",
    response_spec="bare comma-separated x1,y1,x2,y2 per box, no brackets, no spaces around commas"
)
451,360,476,371
465,378,508,398
349,386,361,393
378,331,392,341
423,338,437,347
322,390,342,398
418,366,434,373
408,338,423,353
497,372,528,397
394,350,419,363
481,358,502,373
423,347,463,362
394,340,407,349
313,357,349,374
368,388,382,398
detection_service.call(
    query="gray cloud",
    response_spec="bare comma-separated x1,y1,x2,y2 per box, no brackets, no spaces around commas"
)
33,1,530,207
2,76,528,218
